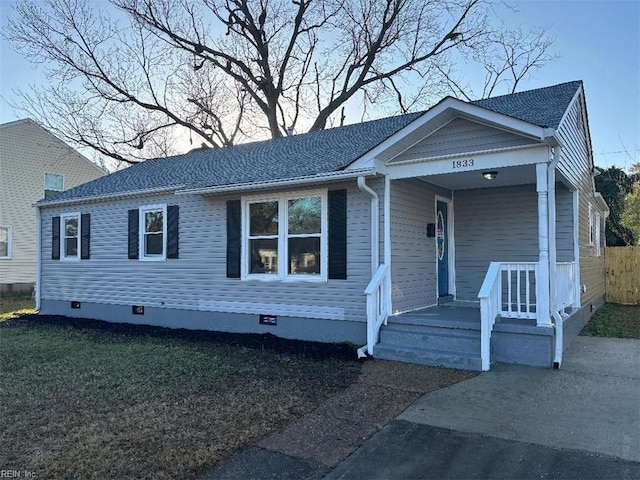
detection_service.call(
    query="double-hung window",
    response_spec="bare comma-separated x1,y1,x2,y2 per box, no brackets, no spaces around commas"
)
244,190,327,280
44,172,64,199
595,212,602,257
61,213,80,260
140,204,167,260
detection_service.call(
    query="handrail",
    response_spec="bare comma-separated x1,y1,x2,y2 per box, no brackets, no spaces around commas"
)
478,262,501,371
362,264,390,356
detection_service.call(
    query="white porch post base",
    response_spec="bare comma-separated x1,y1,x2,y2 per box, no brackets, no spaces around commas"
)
536,163,551,326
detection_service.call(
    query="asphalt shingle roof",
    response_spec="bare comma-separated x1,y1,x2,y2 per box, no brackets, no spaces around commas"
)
471,80,582,129
40,81,582,204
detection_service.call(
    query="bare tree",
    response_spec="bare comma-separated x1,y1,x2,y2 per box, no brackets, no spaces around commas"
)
5,0,555,165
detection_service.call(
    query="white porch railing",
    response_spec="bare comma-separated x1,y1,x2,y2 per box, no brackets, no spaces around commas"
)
478,261,578,370
478,262,538,371
363,264,391,356
556,262,576,313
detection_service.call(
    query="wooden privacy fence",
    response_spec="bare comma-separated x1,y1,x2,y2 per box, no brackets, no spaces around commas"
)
605,246,640,304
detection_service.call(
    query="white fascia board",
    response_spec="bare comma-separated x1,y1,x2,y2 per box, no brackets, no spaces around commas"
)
388,145,549,180
594,192,610,217
177,168,376,196
34,186,184,208
348,97,550,171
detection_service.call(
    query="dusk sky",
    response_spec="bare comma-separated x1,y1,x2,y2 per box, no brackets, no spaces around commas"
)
1,0,638,172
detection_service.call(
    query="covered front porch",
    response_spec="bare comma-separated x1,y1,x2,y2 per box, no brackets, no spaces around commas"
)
359,147,580,371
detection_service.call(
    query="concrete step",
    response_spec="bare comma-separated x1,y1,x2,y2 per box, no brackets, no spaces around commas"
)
380,324,480,354
374,344,482,371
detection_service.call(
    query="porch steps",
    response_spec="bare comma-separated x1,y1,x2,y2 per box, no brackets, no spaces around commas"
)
373,308,482,371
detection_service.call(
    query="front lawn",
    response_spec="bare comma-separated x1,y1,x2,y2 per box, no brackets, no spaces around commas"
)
581,303,640,339
0,315,360,479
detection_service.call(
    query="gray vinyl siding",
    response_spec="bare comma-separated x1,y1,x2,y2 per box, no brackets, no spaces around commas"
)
389,117,538,163
454,185,540,301
39,181,373,325
389,178,451,312
555,185,574,263
555,94,606,307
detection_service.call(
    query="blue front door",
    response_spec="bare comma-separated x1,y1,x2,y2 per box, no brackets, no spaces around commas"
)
436,200,449,296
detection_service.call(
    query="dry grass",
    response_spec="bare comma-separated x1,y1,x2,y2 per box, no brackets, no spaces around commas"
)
581,303,640,339
0,315,360,479
0,294,35,318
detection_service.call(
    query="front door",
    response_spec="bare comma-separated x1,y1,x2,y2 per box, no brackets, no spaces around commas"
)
436,200,449,296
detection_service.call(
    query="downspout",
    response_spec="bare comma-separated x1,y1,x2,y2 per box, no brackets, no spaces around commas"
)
357,176,380,358
35,205,42,311
547,143,563,368
357,176,380,273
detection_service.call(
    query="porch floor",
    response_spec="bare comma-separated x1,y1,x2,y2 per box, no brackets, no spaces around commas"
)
389,305,481,327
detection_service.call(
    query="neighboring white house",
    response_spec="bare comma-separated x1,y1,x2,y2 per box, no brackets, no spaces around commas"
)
34,81,609,370
0,119,105,294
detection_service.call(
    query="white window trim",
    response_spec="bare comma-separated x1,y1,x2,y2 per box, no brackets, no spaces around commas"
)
139,204,167,261
595,212,602,257
0,225,12,259
241,189,328,282
60,212,81,261
588,202,594,246
44,172,65,192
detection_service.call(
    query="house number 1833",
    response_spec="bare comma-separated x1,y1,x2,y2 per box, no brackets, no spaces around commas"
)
452,159,474,168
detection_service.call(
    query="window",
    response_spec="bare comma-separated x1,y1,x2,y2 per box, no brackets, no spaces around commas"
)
595,212,602,257
243,190,326,280
140,205,166,260
61,213,80,260
44,173,64,199
588,203,594,246
0,226,11,259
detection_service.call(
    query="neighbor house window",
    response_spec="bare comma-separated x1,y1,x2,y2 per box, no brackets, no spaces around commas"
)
0,225,11,259
243,190,327,280
139,204,166,260
61,213,80,260
44,172,64,199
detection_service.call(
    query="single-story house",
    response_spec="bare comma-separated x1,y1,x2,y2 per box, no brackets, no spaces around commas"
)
35,80,609,371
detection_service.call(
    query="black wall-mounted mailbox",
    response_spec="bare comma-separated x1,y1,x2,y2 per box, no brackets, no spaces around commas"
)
426,223,436,238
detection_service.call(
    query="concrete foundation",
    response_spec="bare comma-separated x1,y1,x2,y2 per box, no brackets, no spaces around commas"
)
39,299,367,345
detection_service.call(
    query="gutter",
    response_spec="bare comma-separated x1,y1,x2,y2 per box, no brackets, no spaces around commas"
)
35,205,41,311
33,186,184,209
178,169,376,196
545,133,564,368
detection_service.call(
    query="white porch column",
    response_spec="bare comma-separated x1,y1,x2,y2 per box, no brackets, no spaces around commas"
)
536,162,552,326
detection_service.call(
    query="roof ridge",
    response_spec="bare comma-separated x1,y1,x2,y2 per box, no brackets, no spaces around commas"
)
472,80,582,103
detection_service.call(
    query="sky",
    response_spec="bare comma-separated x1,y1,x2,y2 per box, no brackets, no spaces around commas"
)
0,0,638,172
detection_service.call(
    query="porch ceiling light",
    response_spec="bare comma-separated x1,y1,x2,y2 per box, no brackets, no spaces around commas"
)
482,171,498,180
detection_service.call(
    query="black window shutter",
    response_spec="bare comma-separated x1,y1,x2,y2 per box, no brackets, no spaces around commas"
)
328,189,347,279
226,200,241,278
167,205,179,259
80,213,91,259
128,209,139,259
52,216,61,260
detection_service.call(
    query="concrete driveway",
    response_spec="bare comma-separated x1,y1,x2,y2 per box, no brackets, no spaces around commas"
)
327,336,640,479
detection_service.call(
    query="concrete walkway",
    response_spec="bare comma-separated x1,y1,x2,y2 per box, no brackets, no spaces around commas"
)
328,336,640,479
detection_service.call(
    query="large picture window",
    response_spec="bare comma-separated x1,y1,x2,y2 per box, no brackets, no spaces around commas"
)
243,190,327,280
